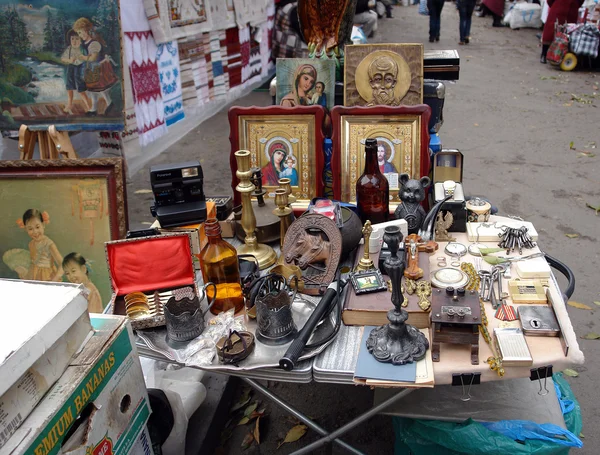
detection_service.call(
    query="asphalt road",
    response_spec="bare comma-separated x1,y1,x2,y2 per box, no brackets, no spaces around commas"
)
127,4,600,454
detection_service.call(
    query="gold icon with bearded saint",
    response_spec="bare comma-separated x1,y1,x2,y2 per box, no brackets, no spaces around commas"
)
344,44,424,107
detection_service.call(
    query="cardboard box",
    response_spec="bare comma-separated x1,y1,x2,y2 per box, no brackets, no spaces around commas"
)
106,233,198,330
0,280,93,448
219,212,236,238
151,201,215,269
432,149,466,232
1,315,150,455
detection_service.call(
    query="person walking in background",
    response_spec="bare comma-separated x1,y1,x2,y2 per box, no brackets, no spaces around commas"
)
427,0,445,42
355,0,379,38
480,0,505,26
540,0,584,63
458,0,477,44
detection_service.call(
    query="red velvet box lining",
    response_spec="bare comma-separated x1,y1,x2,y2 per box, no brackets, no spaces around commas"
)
106,234,195,296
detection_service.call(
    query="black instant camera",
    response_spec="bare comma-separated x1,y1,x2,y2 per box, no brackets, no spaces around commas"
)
150,161,207,228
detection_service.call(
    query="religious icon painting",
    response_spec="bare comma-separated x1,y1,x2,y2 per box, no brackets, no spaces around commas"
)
330,105,431,210
344,44,424,107
275,58,336,111
0,0,124,131
228,105,326,209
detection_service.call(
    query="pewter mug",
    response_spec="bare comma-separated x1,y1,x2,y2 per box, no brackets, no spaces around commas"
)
255,274,298,345
164,283,216,342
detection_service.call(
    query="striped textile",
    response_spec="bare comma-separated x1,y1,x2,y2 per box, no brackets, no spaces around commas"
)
226,27,242,88
209,31,226,100
495,304,518,322
239,26,251,85
177,36,201,107
219,30,230,93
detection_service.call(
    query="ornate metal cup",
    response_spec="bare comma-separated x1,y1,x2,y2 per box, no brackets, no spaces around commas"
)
164,283,216,342
254,274,298,345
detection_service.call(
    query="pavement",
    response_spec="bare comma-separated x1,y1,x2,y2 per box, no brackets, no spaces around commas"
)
124,4,599,454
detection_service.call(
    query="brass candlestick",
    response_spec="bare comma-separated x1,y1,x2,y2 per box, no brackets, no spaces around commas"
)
278,178,296,205
354,220,376,272
273,188,293,249
235,150,277,270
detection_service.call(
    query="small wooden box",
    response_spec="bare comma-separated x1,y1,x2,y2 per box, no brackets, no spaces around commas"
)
105,233,198,330
432,149,466,232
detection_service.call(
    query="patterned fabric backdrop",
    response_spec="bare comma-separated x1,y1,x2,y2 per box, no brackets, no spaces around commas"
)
157,41,185,126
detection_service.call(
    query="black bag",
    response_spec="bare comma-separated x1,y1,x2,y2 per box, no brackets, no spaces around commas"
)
423,79,445,133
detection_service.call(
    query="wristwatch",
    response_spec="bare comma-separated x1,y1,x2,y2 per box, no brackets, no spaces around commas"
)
443,180,457,198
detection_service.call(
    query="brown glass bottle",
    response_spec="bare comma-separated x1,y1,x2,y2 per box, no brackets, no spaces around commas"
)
356,138,389,224
201,219,244,314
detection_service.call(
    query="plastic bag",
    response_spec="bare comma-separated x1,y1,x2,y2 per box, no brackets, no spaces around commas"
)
505,2,543,29
419,0,429,16
351,26,368,44
480,421,582,448
394,373,583,455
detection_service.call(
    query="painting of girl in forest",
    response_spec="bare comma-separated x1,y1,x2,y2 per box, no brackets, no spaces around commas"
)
0,0,122,131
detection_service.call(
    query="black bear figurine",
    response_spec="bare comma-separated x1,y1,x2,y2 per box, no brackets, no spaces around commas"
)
394,174,431,234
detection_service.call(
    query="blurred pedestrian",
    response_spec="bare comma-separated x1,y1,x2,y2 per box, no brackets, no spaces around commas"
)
355,0,379,37
540,0,584,63
427,0,445,42
480,0,505,26
458,0,477,44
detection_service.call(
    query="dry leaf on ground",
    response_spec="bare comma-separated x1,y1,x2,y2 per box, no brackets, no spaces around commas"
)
244,401,259,417
277,425,308,449
568,301,593,310
238,417,250,426
581,333,600,340
231,388,252,412
134,189,153,194
563,368,579,377
594,301,600,306
254,417,261,444
241,432,254,450
565,233,579,238
586,203,600,215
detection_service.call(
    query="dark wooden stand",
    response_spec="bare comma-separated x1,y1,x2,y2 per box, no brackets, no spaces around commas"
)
431,288,481,365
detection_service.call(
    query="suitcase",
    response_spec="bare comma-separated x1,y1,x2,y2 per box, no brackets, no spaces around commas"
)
424,79,445,134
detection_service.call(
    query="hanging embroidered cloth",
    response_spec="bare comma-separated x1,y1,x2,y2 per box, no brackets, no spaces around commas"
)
203,34,215,102
209,31,227,101
177,36,201,108
157,41,185,126
226,27,242,88
193,34,210,104
219,31,230,93
239,26,251,86
121,0,168,146
151,0,213,41
233,0,269,27
209,0,236,29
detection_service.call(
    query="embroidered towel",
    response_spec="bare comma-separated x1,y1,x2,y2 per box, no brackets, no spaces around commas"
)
226,27,242,88
157,41,185,126
155,0,213,40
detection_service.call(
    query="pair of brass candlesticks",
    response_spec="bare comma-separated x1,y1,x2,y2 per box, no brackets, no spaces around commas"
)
235,150,296,269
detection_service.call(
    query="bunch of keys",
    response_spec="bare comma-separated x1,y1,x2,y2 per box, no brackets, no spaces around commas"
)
498,226,536,255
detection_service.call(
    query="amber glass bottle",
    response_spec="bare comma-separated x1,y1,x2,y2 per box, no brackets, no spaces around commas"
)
201,219,244,314
356,138,389,224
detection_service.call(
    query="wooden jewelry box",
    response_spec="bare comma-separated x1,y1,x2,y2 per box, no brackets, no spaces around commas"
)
432,149,466,232
105,232,198,330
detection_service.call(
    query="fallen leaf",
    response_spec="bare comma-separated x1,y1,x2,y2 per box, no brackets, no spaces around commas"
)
578,151,596,158
220,427,233,444
244,401,259,417
254,417,261,444
474,123,479,126
249,410,265,419
277,425,308,449
230,388,252,412
568,301,593,310
238,417,250,426
586,203,600,215
565,233,579,238
594,301,600,306
581,332,600,340
140,221,153,225
241,432,254,450
563,368,579,377
569,141,575,149
580,432,585,438
134,189,153,194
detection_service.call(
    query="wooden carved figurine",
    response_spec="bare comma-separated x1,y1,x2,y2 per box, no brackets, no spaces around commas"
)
394,174,431,235
404,233,438,281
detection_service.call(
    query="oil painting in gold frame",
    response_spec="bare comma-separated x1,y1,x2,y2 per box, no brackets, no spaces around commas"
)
229,106,325,208
331,105,431,208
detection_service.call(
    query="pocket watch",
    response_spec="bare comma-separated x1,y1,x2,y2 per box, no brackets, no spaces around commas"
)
430,267,470,289
444,242,467,266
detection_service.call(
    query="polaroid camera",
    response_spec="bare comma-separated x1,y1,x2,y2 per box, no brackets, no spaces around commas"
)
150,161,207,228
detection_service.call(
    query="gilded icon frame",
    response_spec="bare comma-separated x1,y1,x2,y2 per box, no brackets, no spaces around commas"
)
331,105,431,209
229,105,325,209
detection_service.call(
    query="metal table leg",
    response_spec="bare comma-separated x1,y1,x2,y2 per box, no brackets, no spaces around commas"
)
241,378,365,455
290,388,414,455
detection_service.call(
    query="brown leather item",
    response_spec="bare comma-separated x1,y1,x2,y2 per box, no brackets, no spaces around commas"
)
216,331,256,364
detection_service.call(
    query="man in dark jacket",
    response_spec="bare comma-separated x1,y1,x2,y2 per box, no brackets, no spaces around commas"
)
355,0,379,37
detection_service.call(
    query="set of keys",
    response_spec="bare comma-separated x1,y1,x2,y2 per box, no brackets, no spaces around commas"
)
498,226,536,255
478,264,518,321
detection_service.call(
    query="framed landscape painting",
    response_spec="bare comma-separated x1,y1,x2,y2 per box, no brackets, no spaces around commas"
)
0,158,127,313
0,0,123,131
229,105,325,209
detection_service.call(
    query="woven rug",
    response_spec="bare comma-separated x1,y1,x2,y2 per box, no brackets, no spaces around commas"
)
239,26,251,86
121,0,168,146
208,31,226,101
157,41,185,126
177,35,201,107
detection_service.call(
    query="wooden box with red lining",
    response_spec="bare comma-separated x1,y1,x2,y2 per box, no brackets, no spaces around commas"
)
105,232,198,330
